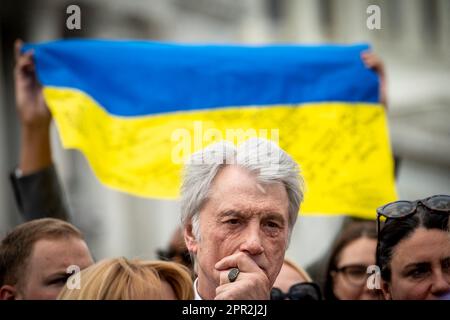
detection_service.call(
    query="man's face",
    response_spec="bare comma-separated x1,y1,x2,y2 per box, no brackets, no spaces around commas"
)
188,165,290,298
16,237,93,300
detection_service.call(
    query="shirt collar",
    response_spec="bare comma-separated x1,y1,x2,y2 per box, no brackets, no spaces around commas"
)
193,278,203,300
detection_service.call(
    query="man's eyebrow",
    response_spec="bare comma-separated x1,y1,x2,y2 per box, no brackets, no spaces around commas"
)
217,210,247,219
262,212,286,225
216,210,286,224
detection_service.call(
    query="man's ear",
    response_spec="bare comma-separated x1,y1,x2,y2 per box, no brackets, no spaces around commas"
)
381,279,392,300
0,285,18,300
184,224,198,254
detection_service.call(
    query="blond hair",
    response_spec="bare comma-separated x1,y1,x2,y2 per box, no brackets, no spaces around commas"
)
58,258,194,300
284,258,312,282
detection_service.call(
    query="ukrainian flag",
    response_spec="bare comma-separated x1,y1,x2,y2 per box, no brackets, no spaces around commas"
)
25,39,397,219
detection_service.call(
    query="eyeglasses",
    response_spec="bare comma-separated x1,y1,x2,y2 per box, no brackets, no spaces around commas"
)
156,248,192,267
376,194,450,264
271,282,322,300
333,264,369,287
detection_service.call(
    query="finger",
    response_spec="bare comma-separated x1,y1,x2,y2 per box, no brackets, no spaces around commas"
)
361,54,374,63
15,42,35,68
215,252,260,273
363,58,379,70
215,274,270,300
363,53,381,66
364,60,375,68
360,50,372,59
16,48,33,64
214,282,235,300
361,51,377,64
215,281,253,300
219,269,228,285
15,51,35,75
214,293,228,300
218,269,239,285
14,39,23,62
214,291,230,300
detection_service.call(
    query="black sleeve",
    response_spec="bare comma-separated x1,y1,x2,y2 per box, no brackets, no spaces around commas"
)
10,165,71,222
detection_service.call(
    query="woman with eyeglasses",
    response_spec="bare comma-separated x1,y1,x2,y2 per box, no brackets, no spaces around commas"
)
377,194,450,300
323,220,383,300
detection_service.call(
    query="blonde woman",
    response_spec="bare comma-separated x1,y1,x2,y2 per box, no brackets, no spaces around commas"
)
58,258,194,300
271,258,322,300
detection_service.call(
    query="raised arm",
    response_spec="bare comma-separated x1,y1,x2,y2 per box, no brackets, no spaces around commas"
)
10,39,71,221
361,51,388,109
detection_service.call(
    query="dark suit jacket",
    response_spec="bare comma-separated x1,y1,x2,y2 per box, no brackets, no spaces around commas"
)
10,165,71,221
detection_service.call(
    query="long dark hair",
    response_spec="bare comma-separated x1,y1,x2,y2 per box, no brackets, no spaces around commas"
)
323,220,377,300
378,206,449,282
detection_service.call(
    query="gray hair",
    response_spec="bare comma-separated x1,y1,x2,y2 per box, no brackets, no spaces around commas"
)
180,138,304,246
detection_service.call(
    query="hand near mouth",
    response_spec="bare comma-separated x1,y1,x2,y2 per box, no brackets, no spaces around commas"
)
214,252,270,300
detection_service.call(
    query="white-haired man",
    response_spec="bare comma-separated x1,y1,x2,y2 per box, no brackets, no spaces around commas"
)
181,138,304,300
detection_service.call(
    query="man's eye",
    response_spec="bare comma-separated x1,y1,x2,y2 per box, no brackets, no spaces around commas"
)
265,221,280,229
48,277,68,286
225,219,240,225
442,258,450,273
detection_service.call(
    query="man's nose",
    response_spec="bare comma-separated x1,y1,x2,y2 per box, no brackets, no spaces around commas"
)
430,269,450,297
239,223,264,256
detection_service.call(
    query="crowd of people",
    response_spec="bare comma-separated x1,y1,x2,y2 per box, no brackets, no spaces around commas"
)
0,40,449,300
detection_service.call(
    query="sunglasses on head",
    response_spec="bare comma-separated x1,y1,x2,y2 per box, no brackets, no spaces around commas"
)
271,282,322,300
156,248,192,266
376,194,450,263
377,195,450,219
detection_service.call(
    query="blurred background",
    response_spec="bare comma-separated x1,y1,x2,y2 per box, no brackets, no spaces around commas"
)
1,0,449,269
